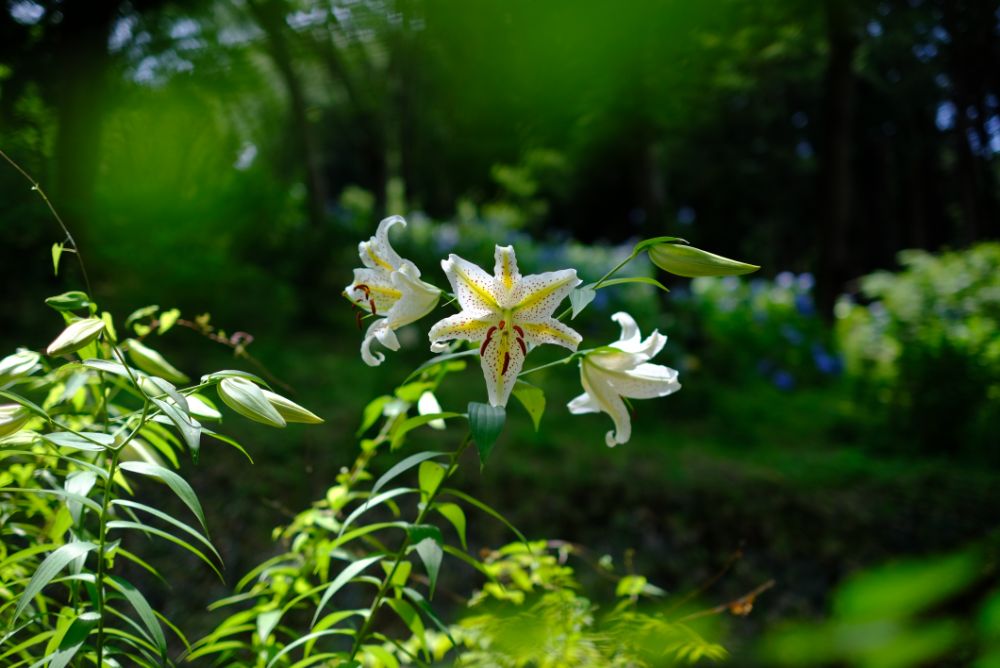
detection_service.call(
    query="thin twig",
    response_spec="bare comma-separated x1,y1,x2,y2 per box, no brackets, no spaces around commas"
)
675,579,776,623
0,147,93,296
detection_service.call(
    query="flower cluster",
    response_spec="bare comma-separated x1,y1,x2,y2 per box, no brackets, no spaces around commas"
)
345,216,684,446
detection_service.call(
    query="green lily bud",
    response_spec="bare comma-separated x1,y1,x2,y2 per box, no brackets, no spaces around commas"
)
46,318,105,357
648,243,759,278
0,350,41,383
218,377,286,428
126,339,190,384
262,389,324,424
0,404,30,438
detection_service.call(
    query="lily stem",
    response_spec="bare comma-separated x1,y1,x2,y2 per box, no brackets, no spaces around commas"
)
348,433,472,660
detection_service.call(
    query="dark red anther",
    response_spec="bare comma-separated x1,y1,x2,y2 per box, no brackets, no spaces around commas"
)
512,324,524,338
480,326,498,356
355,311,363,330
516,337,527,356
354,284,371,296
369,298,377,316
498,320,506,330
501,352,511,375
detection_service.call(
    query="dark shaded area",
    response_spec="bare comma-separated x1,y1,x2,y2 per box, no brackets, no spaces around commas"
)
1,0,999,661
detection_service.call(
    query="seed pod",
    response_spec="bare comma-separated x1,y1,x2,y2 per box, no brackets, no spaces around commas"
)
46,318,105,357
262,389,324,424
648,243,759,278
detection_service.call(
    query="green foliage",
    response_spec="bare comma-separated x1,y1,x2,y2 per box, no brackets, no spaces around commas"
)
0,291,320,666
836,243,1000,456
759,547,999,668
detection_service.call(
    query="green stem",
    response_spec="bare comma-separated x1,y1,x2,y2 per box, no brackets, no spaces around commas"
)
555,251,637,321
94,447,121,668
348,434,472,660
95,399,147,667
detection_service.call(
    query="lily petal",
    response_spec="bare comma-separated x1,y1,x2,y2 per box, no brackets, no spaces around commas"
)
441,253,502,312
520,318,582,351
480,328,526,407
385,267,440,328
346,268,402,313
428,311,496,347
493,245,522,298
567,391,600,415
581,362,631,447
609,312,666,360
605,363,681,399
510,268,581,321
361,320,400,366
359,216,406,271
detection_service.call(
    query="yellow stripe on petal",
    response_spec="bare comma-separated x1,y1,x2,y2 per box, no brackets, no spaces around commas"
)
521,319,582,350
366,245,395,271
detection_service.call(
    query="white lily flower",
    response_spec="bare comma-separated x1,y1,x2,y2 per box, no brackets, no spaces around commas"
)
429,245,582,407
568,312,680,447
345,216,441,366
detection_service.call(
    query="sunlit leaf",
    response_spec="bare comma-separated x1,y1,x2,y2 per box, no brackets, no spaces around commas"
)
14,542,97,621
468,402,505,468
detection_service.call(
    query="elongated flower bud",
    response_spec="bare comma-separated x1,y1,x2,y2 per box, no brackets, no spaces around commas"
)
648,243,759,278
46,318,105,357
262,389,324,424
218,377,286,428
0,404,30,438
126,339,190,384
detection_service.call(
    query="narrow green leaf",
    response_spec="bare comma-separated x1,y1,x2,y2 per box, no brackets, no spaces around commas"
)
568,286,597,318
126,305,159,329
442,488,528,545
200,369,270,388
468,402,505,468
201,428,253,463
390,412,464,450
434,503,467,551
0,389,49,419
632,236,689,255
14,542,97,621
402,586,457,648
648,243,759,278
52,242,64,276
311,555,384,627
217,377,285,428
157,308,181,335
414,538,443,598
47,611,100,668
512,381,545,431
111,499,221,562
106,521,222,580
256,610,282,643
372,451,447,499
64,470,97,524
150,397,201,461
108,576,167,657
119,461,208,534
362,645,400,668
408,524,443,545
40,431,114,452
383,598,426,658
338,488,414,537
265,630,356,668
593,276,670,292
418,461,447,500
402,349,478,385
356,395,392,436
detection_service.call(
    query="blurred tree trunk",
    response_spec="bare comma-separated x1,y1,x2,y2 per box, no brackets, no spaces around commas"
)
312,24,389,216
816,0,858,316
246,0,327,229
50,0,119,251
